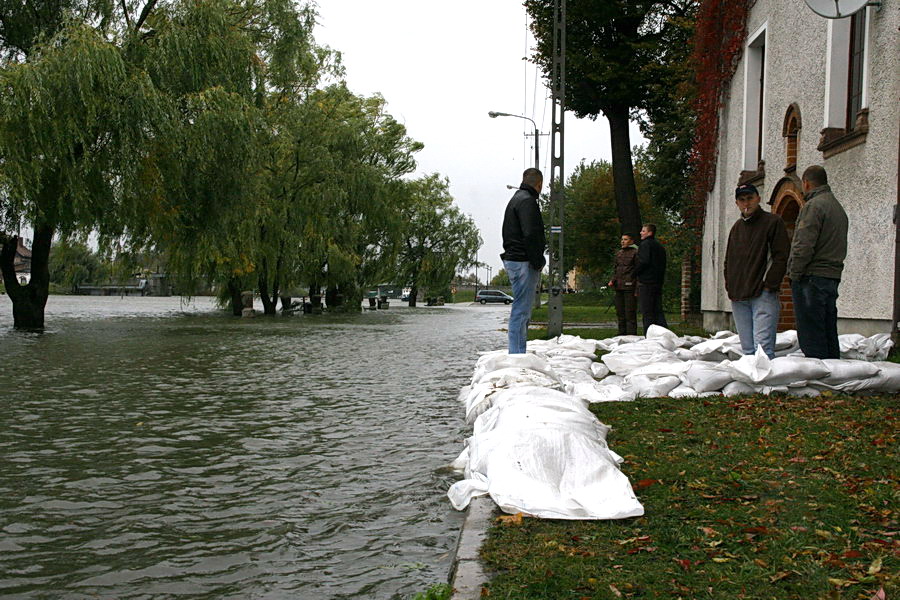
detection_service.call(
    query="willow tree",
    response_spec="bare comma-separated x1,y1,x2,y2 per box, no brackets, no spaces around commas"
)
273,85,422,312
396,175,481,307
525,0,696,235
118,0,334,316
0,23,163,328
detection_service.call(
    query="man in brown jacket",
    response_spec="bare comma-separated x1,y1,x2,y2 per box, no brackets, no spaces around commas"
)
724,183,790,358
607,233,639,335
787,165,849,359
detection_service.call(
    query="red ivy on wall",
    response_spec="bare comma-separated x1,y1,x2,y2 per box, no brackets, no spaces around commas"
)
686,0,753,243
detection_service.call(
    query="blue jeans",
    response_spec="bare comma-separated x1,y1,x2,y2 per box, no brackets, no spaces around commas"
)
504,260,541,354
731,289,780,359
792,275,840,359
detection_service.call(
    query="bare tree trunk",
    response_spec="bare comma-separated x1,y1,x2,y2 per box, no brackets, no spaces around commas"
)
257,260,276,315
1,226,54,330
605,104,643,235
226,277,242,316
408,285,418,307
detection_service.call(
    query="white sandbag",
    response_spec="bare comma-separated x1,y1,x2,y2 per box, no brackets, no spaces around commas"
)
555,368,597,385
645,325,680,351
674,348,698,361
668,385,722,399
722,381,756,396
596,335,643,352
712,330,737,339
668,384,697,398
529,335,600,356
839,333,895,361
477,367,561,388
810,361,900,393
628,375,681,398
678,335,708,349
591,362,610,379
599,374,626,387
472,352,558,385
690,337,738,362
819,359,880,385
726,347,831,386
449,394,644,519
627,361,691,379
682,361,734,393
773,330,800,357
786,386,821,398
601,341,680,375
548,355,594,371
573,381,636,403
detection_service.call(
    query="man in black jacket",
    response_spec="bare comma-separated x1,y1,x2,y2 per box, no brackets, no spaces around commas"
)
500,168,546,354
635,223,667,333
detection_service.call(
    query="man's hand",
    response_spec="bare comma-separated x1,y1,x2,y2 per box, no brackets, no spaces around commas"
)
607,280,614,288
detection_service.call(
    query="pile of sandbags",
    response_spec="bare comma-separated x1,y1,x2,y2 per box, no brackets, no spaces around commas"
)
448,327,896,520
560,326,898,399
449,341,645,520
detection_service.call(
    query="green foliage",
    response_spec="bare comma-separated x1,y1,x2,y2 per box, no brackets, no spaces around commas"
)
48,238,104,292
410,583,452,600
546,160,673,290
490,268,511,287
396,174,482,297
481,393,898,598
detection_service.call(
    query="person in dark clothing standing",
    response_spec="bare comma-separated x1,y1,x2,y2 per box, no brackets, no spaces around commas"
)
500,168,546,354
635,223,667,333
724,183,790,359
607,233,639,335
787,165,849,359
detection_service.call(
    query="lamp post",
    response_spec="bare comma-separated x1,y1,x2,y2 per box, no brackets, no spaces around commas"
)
488,111,540,169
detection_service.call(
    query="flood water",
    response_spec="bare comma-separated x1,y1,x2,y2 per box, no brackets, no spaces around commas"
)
0,295,508,599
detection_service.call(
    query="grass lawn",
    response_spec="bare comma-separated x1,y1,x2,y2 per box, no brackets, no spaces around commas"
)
480,393,898,599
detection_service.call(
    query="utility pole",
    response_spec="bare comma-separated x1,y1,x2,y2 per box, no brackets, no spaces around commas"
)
547,0,566,338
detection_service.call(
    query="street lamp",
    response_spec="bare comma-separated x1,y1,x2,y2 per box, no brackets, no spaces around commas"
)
488,111,540,169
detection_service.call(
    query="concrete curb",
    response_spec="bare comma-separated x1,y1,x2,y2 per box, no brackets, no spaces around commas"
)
449,496,495,600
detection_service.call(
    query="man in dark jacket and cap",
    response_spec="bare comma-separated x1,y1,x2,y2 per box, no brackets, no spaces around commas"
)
724,182,790,359
635,223,667,333
501,168,546,354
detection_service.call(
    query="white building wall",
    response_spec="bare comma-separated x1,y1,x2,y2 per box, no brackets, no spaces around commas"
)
702,0,899,335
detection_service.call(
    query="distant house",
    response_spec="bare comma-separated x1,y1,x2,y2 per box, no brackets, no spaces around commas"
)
4,238,32,285
701,1,898,336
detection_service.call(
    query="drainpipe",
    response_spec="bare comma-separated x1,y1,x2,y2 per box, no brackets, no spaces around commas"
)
893,121,900,346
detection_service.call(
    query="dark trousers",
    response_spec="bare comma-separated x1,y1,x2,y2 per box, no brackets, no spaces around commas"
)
791,275,840,359
614,289,637,335
638,282,668,334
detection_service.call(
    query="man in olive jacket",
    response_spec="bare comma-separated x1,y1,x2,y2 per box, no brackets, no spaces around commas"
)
787,165,848,359
724,183,790,359
607,233,639,335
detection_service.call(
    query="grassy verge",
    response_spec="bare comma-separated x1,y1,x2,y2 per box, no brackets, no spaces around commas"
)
480,393,898,599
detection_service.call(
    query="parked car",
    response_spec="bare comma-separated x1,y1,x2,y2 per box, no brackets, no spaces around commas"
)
475,289,513,304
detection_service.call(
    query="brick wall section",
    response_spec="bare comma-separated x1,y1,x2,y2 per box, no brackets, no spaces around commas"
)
778,277,795,331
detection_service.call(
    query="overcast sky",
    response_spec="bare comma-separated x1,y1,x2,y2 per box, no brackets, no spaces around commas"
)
313,0,644,280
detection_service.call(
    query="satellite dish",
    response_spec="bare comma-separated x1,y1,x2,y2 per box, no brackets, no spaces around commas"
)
803,0,873,18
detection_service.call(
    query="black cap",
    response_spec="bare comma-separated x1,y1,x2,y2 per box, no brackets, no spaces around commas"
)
735,183,758,198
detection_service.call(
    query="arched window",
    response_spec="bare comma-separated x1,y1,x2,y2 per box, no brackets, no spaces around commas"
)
782,104,801,173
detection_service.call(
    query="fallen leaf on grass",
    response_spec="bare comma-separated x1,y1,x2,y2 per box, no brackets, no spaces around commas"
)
870,588,886,600
496,513,523,526
769,571,794,583
674,558,692,571
828,577,858,587
867,557,882,575
633,479,657,490
609,584,622,598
